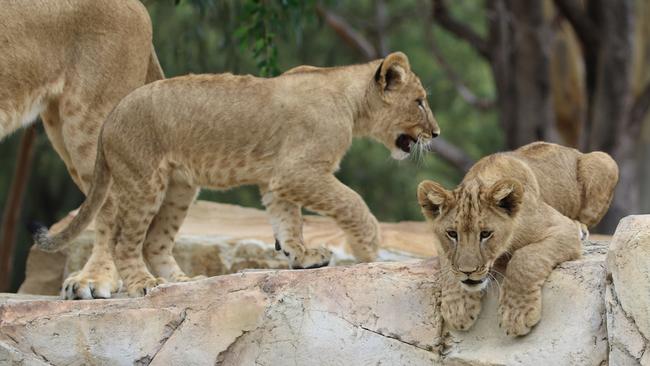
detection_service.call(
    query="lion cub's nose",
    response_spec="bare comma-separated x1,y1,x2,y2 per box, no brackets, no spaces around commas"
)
458,266,479,276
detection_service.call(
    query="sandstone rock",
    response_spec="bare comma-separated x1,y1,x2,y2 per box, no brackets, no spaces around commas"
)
606,215,650,366
19,201,436,296
2,242,608,366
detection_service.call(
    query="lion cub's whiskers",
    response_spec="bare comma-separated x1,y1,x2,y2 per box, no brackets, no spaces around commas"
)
487,272,502,294
408,135,428,166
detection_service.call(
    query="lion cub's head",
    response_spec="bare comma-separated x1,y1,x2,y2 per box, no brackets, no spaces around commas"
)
368,52,440,160
417,178,524,291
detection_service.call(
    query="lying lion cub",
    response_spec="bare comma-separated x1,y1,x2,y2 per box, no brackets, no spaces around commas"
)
417,142,618,336
34,52,440,297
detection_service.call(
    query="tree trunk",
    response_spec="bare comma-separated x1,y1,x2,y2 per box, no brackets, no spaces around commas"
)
0,126,37,292
590,0,635,232
488,0,518,149
488,0,556,149
510,0,557,144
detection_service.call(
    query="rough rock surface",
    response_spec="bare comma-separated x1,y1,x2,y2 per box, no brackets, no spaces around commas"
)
606,215,650,366
2,242,608,366
19,201,436,296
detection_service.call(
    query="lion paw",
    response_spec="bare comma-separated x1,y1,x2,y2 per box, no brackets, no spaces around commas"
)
498,287,542,336
288,247,332,270
127,277,166,297
61,270,122,300
441,294,482,331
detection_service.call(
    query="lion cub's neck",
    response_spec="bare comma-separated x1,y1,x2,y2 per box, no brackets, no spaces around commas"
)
287,60,382,138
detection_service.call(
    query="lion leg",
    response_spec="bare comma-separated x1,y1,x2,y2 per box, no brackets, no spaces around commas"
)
113,176,167,297
61,196,122,299
261,190,331,269
143,171,201,282
269,172,379,263
498,211,581,336
576,151,619,227
41,103,77,182
41,102,122,299
439,259,483,331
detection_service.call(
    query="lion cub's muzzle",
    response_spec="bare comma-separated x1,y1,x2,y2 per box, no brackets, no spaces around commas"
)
458,270,489,292
395,130,439,153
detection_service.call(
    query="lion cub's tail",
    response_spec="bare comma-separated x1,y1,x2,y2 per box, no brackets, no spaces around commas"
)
31,139,112,252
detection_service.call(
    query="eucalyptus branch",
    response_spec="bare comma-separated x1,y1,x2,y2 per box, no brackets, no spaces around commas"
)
431,0,490,60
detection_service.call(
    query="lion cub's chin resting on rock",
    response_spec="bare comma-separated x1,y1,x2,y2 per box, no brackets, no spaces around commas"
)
33,51,440,298
417,142,618,336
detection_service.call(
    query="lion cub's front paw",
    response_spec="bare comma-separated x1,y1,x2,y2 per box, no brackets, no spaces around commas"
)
498,286,542,336
62,270,122,300
441,293,482,331
289,247,332,269
127,277,166,297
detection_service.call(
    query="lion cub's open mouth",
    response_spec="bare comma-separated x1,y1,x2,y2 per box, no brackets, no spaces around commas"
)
461,277,488,291
395,134,416,153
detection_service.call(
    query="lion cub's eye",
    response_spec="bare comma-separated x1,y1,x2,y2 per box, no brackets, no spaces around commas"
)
480,231,493,240
446,230,458,240
416,98,425,110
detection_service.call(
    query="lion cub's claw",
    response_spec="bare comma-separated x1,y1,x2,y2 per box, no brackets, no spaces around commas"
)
127,277,166,297
498,288,542,336
61,271,122,300
288,247,332,270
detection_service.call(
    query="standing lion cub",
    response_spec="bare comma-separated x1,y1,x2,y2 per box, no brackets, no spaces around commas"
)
34,52,440,297
417,142,618,336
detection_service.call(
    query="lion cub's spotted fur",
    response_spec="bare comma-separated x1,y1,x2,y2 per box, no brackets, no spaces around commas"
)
1,0,164,299
35,52,440,297
418,142,618,336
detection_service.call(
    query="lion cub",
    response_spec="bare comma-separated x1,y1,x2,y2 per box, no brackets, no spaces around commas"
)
417,142,618,336
34,52,440,297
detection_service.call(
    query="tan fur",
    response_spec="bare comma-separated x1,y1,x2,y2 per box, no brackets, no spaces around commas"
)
417,141,618,336
2,0,164,299
35,52,440,297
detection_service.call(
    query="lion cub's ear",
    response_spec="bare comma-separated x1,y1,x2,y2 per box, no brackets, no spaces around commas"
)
487,179,524,216
375,52,411,92
417,180,452,220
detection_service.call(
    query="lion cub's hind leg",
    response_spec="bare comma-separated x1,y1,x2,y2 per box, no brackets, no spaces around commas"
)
576,151,619,227
262,190,332,269
143,172,202,282
113,174,168,297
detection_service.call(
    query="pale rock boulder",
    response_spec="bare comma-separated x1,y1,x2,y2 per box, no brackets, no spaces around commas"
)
18,201,436,296
1,242,608,366
606,215,650,366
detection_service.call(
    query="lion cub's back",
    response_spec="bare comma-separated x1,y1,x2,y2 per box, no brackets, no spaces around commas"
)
513,142,583,218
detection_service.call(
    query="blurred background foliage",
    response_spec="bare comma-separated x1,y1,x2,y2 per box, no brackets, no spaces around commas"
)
4,0,649,290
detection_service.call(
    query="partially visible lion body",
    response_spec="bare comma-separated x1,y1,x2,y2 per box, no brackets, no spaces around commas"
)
1,0,164,299
458,143,618,262
418,142,618,336
466,142,617,229
35,52,440,297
